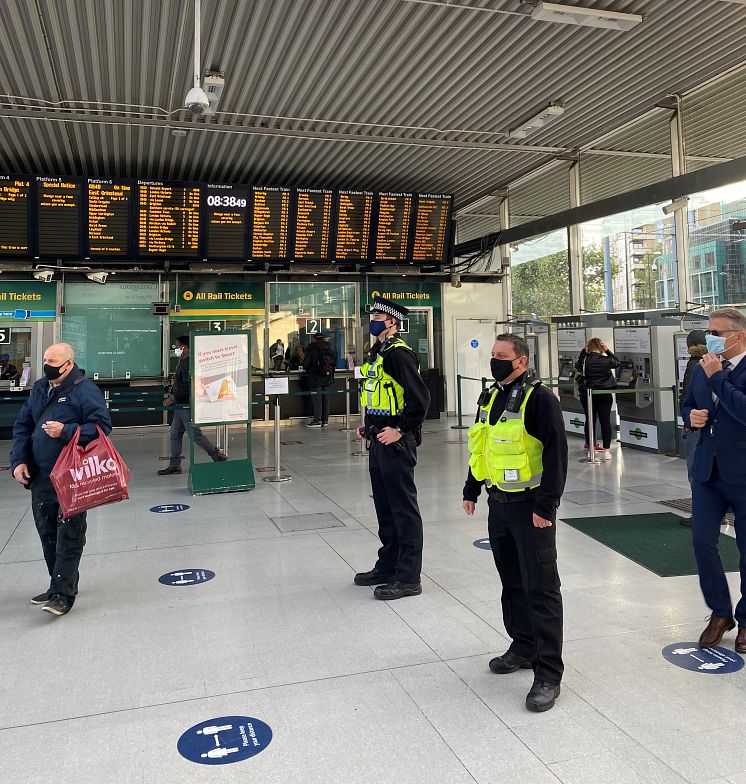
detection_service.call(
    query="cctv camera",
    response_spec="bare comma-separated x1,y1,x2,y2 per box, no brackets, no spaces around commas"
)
86,271,108,285
450,273,462,288
662,197,689,216
185,86,209,115
33,270,54,283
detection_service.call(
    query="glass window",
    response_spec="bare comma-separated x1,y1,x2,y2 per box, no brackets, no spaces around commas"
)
687,182,746,306
692,255,702,270
62,282,162,378
580,203,675,312
168,320,265,375
0,326,31,384
510,230,570,321
268,282,356,370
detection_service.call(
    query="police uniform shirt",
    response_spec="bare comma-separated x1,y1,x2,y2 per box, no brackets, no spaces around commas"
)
365,338,430,433
462,375,568,521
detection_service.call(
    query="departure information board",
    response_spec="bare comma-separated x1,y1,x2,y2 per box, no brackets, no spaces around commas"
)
37,177,82,256
375,193,413,261
294,189,332,260
0,176,30,254
137,181,200,257
204,184,248,258
87,179,132,256
412,194,452,263
251,186,290,259
335,191,373,260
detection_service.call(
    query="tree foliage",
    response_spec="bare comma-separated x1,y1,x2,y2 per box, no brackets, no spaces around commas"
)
511,245,614,320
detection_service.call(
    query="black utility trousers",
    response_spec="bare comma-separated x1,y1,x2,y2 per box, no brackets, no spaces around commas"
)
488,493,564,684
30,477,87,603
369,435,423,584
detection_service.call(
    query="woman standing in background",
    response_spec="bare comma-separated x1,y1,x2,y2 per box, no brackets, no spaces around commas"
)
576,338,621,461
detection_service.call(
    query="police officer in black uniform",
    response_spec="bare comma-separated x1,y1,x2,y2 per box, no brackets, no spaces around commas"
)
354,297,430,600
463,333,568,711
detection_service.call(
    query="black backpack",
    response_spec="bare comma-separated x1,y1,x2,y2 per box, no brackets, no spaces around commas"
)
313,347,336,377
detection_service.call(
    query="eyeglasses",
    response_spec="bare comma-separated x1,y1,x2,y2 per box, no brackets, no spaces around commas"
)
705,329,740,337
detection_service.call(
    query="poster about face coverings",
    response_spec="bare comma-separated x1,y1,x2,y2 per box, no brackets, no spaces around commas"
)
192,333,250,425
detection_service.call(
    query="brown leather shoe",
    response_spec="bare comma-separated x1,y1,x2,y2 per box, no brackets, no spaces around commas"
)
736,627,746,654
699,615,735,647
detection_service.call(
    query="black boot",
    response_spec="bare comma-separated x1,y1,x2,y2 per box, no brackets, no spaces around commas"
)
526,681,561,712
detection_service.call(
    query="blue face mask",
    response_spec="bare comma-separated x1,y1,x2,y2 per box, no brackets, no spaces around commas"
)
369,320,388,337
705,334,727,354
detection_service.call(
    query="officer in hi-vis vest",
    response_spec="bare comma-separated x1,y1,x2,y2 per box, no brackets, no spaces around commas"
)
463,333,568,712
354,297,430,600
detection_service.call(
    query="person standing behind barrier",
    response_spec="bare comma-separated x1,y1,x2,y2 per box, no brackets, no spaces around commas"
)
10,342,111,617
354,297,430,600
463,334,568,711
157,336,226,475
678,329,707,527
682,308,746,652
576,338,620,461
303,333,337,427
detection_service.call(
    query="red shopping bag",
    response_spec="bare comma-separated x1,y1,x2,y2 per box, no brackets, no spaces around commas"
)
50,426,131,518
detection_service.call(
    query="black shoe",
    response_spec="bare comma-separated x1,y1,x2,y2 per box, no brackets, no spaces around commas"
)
374,581,422,600
679,516,693,527
42,595,71,617
526,680,560,712
31,592,50,605
212,451,228,462
354,569,394,586
489,650,533,674
307,421,322,428
157,466,182,475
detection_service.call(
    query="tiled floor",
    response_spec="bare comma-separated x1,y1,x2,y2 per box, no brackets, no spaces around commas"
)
1,417,744,783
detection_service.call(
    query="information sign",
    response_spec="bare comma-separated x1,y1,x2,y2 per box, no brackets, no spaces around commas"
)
193,332,250,425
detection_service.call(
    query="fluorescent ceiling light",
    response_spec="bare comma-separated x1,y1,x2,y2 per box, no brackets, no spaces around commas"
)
531,2,643,31
509,104,565,139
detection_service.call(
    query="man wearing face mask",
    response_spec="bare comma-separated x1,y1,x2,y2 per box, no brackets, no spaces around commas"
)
0,353,19,380
10,342,111,617
158,336,227,475
681,308,746,651
462,334,568,712
354,297,430,600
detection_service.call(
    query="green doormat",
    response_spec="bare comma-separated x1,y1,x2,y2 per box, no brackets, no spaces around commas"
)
560,512,741,577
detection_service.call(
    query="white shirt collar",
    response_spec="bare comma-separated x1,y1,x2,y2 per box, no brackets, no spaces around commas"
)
724,349,746,369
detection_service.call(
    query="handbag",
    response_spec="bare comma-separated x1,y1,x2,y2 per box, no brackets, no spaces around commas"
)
50,425,131,518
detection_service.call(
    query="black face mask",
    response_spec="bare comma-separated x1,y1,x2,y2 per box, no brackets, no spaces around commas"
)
43,361,68,381
491,357,517,382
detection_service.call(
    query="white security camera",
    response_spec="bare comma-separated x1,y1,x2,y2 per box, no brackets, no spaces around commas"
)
662,197,689,215
86,271,108,285
450,273,462,288
32,270,54,283
185,86,209,115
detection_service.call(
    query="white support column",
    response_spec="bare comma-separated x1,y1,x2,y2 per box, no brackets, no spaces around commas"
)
670,102,691,308
568,161,584,314
498,194,511,318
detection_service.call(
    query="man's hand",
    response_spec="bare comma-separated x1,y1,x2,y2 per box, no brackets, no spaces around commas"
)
689,409,709,428
700,352,724,378
532,513,553,528
12,464,30,484
41,420,64,438
163,396,174,407
463,500,476,516
377,426,402,445
356,425,367,439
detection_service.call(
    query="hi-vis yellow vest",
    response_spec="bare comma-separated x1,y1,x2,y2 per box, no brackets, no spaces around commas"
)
467,383,544,492
360,338,412,416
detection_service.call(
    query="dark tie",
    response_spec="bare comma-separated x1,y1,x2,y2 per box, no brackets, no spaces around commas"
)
722,360,733,376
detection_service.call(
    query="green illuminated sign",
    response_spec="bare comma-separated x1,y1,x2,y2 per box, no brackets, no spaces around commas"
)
171,281,265,321
0,280,57,322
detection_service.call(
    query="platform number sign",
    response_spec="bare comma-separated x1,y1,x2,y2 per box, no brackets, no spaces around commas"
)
305,318,319,334
399,318,409,334
0,327,9,344
211,321,224,332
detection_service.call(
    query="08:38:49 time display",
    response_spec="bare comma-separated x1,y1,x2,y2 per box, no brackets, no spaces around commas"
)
206,195,247,208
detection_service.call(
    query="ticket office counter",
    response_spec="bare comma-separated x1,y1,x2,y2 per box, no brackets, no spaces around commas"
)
262,372,360,420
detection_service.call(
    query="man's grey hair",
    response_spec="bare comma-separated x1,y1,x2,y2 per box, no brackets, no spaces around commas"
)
495,332,530,358
709,307,746,332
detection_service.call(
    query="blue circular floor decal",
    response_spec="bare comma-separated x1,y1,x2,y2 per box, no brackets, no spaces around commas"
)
150,503,190,513
178,716,272,764
473,538,492,550
662,642,744,674
159,569,215,586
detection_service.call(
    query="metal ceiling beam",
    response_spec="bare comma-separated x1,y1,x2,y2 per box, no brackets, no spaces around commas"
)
455,152,746,254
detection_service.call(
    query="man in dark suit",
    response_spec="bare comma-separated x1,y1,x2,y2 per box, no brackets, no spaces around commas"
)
682,308,746,651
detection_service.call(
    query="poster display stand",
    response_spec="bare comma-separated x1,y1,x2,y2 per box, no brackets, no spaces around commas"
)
189,330,255,495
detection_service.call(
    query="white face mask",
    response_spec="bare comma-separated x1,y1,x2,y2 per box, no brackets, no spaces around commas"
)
175,347,183,358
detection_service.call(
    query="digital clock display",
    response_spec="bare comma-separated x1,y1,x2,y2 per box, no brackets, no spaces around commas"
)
204,184,248,259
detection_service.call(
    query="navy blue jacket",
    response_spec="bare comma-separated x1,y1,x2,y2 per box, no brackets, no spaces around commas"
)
681,359,746,485
10,365,112,478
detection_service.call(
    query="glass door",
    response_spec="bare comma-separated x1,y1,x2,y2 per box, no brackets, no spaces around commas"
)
402,307,434,370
